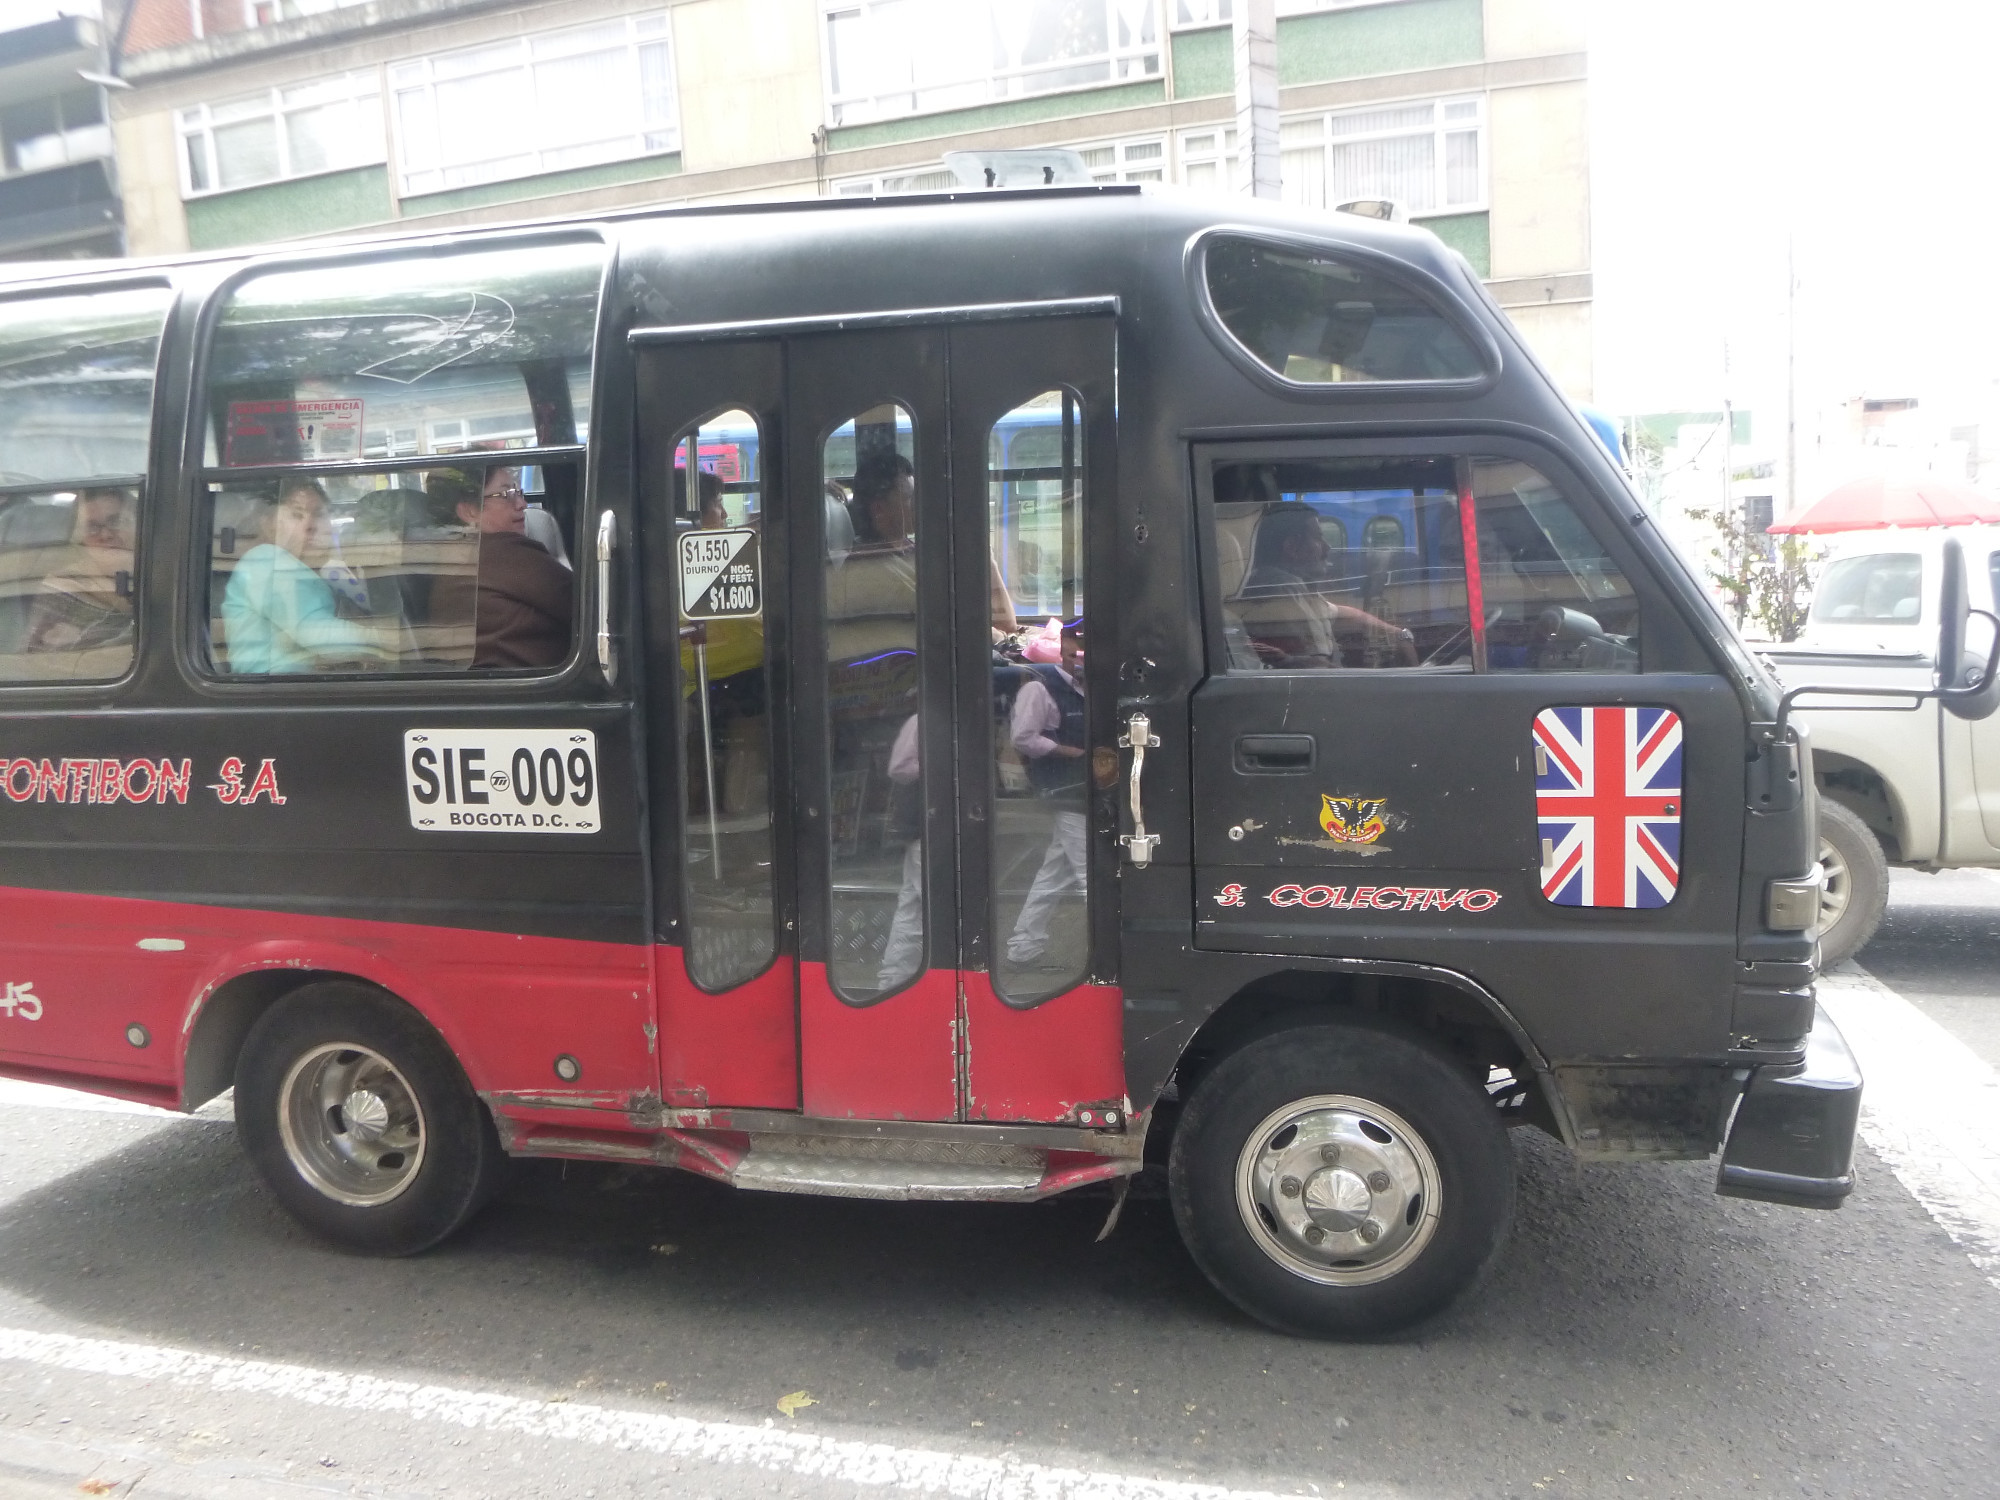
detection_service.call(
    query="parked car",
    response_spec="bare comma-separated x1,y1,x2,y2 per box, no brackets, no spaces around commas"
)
1765,526,2000,964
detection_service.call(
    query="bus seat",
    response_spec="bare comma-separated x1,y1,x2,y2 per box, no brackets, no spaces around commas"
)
523,504,570,568
825,481,854,563
1213,503,1264,669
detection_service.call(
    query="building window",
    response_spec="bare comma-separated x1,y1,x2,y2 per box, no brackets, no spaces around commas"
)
3,89,111,177
176,72,384,197
1181,98,1484,214
1280,97,1484,215
833,166,958,196
833,131,1164,197
390,13,678,197
1178,125,1237,191
1073,134,1165,182
824,1,1161,128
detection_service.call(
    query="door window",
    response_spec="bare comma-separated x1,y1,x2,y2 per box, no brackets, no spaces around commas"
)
675,411,774,991
988,390,1088,1001
1211,453,1638,673
821,403,923,999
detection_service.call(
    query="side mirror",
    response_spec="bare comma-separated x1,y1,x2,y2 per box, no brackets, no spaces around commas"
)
1937,536,2000,722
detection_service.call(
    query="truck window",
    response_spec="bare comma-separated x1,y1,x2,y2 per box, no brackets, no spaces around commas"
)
988,389,1088,1002
1811,553,1922,625
1202,235,1483,385
195,240,602,678
0,284,172,684
1211,453,1638,673
822,402,922,1000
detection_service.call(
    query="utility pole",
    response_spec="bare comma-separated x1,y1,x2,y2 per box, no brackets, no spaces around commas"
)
1233,0,1279,199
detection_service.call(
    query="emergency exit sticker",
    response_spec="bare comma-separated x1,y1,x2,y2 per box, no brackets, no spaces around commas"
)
678,528,761,620
404,729,599,834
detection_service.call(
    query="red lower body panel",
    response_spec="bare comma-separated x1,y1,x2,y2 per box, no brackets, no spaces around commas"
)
655,946,799,1110
0,885,653,1108
963,972,1127,1123
798,961,957,1120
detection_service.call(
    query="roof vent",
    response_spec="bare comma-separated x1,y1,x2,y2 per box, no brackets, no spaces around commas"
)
943,149,1095,190
1335,198,1405,222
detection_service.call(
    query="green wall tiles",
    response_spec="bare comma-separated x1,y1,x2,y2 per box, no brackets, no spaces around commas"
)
398,152,682,218
1414,210,1488,275
1280,0,1484,85
1171,25,1232,98
184,165,393,250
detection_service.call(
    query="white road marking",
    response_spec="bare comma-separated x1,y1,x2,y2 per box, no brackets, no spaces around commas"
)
1819,967,2000,1291
0,1077,233,1120
0,1327,1362,1500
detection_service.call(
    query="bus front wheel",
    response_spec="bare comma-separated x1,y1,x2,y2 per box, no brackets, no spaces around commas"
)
1168,1023,1514,1337
235,981,503,1255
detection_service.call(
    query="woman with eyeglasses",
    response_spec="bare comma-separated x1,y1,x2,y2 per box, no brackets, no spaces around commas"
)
426,465,573,669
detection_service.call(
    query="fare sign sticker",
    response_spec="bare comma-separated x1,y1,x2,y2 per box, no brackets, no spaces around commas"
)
678,528,761,620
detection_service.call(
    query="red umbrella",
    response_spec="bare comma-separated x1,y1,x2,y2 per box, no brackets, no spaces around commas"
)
1767,475,2000,534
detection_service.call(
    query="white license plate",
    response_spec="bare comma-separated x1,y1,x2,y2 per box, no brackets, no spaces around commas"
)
404,729,600,834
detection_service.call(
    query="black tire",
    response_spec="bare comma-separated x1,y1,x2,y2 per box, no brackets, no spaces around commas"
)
1168,1022,1514,1338
235,981,503,1255
1817,798,1889,968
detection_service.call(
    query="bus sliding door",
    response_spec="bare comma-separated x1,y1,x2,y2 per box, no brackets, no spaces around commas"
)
638,315,1121,1125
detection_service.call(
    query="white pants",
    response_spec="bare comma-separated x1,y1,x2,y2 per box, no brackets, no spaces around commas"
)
877,841,925,990
1005,809,1087,963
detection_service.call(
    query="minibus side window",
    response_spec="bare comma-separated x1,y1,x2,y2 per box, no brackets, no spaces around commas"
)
196,240,602,678
675,411,775,992
988,390,1087,1002
1211,454,1638,673
1202,236,1483,385
822,403,922,1000
0,285,172,684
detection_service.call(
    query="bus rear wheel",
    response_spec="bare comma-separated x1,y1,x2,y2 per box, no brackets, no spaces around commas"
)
235,981,502,1255
1169,1023,1514,1337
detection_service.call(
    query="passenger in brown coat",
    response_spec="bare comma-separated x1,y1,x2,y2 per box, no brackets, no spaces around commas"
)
425,465,572,669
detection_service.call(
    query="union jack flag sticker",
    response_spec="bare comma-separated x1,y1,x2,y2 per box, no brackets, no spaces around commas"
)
1533,706,1682,908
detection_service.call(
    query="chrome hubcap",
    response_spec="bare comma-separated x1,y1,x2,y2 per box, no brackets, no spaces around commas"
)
1235,1094,1441,1286
1818,836,1851,929
277,1044,426,1206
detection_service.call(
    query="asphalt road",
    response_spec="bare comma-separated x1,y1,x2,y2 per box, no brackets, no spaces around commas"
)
1,879,1997,1500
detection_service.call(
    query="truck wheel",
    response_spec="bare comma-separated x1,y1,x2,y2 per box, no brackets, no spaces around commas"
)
1817,799,1889,968
1168,1023,1514,1338
235,981,502,1255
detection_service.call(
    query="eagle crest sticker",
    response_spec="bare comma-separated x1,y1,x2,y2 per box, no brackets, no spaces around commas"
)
1319,794,1388,845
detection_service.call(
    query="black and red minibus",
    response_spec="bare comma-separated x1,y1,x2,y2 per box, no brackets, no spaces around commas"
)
0,185,1859,1335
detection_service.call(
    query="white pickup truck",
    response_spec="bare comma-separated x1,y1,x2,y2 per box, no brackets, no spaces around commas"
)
1763,525,2000,964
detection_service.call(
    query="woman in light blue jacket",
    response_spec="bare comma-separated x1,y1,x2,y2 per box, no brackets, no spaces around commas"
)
221,480,382,674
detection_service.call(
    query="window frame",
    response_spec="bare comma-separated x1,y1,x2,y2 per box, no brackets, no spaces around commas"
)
1193,432,1668,682
180,229,610,695
1186,226,1501,400
0,274,176,697
387,11,679,198
1276,94,1487,218
820,0,1163,130
175,70,385,200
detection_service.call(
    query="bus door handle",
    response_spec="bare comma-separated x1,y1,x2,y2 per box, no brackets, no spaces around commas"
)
1120,712,1162,868
595,509,617,685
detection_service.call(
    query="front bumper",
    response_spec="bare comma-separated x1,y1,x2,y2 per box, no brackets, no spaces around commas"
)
1715,1003,1862,1210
